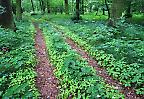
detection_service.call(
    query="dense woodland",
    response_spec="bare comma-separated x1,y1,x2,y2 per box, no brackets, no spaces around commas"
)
0,0,144,98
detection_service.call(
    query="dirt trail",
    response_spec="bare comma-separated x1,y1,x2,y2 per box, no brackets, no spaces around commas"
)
66,38,138,99
34,23,58,99
52,25,142,99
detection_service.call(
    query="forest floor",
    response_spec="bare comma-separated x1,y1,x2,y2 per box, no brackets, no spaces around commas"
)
1,14,143,98
52,24,140,99
33,21,142,99
30,12,144,98
34,23,59,98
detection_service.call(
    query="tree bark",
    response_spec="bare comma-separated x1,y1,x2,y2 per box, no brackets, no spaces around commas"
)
39,0,42,11
0,0,15,30
81,0,84,14
105,0,110,19
89,4,92,12
76,0,80,20
111,0,127,19
125,1,132,18
39,0,45,13
71,0,74,12
102,8,105,15
16,0,22,20
64,0,69,14
46,0,50,13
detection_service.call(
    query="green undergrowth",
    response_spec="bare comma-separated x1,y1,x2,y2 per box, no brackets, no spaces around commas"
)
0,21,40,98
40,23,124,98
82,13,108,21
49,22,144,95
130,14,144,25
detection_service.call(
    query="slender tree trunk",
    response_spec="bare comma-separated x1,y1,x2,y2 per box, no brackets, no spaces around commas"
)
64,0,69,14
39,0,45,12
95,8,99,15
72,0,74,12
89,4,92,12
46,0,50,13
84,5,86,12
39,0,42,11
102,8,105,15
142,1,144,13
105,0,110,19
30,0,35,12
11,0,16,14
0,0,15,30
40,0,45,13
16,0,22,20
125,1,132,18
76,0,80,20
81,0,84,14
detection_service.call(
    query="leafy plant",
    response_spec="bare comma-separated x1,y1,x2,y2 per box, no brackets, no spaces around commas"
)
50,21,144,95
0,20,39,98
41,23,124,98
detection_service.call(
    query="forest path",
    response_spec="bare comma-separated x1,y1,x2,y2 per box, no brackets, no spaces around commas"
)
33,23,58,99
51,23,141,99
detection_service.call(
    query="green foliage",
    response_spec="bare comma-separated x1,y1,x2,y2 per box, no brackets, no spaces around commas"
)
2,68,38,98
0,21,40,98
40,23,124,98
49,18,144,95
50,0,63,7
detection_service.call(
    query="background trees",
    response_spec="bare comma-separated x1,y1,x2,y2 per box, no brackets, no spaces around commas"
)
16,0,22,20
65,0,69,14
0,0,15,30
17,0,144,20
75,0,80,20
0,0,143,30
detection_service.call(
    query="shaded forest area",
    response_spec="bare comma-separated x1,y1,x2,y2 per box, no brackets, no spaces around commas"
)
0,0,144,98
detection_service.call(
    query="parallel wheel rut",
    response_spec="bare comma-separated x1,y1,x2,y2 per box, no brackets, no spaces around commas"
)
34,23,59,99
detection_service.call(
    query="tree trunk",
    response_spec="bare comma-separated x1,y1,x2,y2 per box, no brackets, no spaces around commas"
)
46,0,50,13
111,0,127,19
16,0,22,20
0,0,15,30
102,8,105,15
76,0,80,20
39,0,45,14
39,0,42,11
30,0,35,12
81,0,84,14
95,8,99,15
125,1,132,18
89,4,92,12
71,0,74,12
64,0,69,14
105,0,110,19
